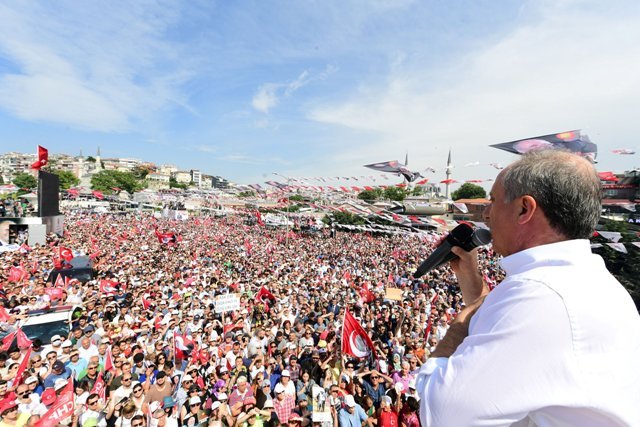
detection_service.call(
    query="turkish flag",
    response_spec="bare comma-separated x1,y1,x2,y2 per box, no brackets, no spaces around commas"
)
99,279,118,295
91,372,106,400
67,188,79,198
92,190,104,200
36,378,74,426
256,286,276,303
341,310,377,360
30,145,48,170
58,246,74,262
359,284,375,303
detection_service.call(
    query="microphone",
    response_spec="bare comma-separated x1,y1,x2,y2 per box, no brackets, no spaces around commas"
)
413,224,492,278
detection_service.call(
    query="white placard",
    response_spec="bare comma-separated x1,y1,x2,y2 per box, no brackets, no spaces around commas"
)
214,293,241,313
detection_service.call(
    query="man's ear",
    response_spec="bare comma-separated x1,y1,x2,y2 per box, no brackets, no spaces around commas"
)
517,195,537,225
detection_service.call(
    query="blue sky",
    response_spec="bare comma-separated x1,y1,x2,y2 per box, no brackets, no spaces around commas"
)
0,0,639,187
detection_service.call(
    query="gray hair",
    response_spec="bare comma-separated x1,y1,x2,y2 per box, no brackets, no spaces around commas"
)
500,150,601,239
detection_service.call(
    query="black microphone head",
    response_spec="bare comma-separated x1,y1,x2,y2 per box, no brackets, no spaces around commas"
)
471,228,492,247
448,223,474,244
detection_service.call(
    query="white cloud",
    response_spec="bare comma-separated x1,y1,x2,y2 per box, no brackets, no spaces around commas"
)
308,1,640,180
252,65,337,114
0,1,196,132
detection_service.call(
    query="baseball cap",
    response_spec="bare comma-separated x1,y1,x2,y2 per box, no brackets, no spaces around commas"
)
274,383,285,394
189,396,201,405
41,388,57,406
344,395,356,408
217,392,228,401
281,369,290,377
52,361,64,371
211,401,221,411
182,374,193,382
54,378,67,390
61,340,73,348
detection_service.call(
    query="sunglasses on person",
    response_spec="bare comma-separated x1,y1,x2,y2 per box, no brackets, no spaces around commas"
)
190,403,201,408
88,399,99,406
131,423,144,427
122,377,132,382
134,387,143,393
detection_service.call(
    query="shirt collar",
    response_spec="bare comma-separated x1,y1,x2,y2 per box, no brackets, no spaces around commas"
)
500,239,592,276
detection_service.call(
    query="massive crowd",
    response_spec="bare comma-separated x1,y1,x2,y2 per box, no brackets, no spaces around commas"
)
0,210,503,426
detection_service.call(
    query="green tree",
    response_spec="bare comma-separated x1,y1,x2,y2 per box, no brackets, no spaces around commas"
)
12,172,37,190
0,175,4,184
322,211,366,225
383,186,408,201
86,156,96,163
169,177,187,190
91,170,145,194
411,186,426,196
238,191,256,198
358,188,383,202
289,194,304,202
51,169,80,190
451,183,486,200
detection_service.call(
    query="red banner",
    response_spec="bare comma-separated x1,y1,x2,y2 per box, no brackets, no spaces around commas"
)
36,378,74,426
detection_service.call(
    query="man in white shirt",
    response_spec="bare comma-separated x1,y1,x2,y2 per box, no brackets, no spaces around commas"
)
416,150,640,426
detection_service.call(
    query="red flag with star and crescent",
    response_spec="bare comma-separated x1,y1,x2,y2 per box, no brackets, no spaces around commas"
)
341,310,377,360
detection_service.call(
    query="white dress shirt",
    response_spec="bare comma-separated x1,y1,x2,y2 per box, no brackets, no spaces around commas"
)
416,240,640,426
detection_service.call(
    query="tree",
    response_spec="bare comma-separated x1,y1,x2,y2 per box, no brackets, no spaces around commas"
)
383,186,408,201
289,194,304,202
322,211,366,225
86,156,96,163
12,172,37,190
358,188,383,202
51,169,79,190
451,183,486,200
91,170,145,194
0,175,4,184
169,177,187,190
238,191,256,198
131,164,154,180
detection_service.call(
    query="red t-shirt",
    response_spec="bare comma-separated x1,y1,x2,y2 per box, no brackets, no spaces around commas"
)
378,410,399,427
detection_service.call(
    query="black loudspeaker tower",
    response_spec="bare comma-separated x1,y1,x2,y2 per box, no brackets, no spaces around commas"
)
38,171,60,216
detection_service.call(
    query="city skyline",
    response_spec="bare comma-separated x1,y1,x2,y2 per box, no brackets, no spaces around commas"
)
0,1,639,187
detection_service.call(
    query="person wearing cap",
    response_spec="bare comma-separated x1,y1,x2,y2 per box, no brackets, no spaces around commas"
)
0,399,28,426
209,398,235,427
291,394,311,427
42,335,63,357
180,396,205,426
145,370,172,404
278,370,295,398
66,348,87,380
338,395,370,427
376,395,401,427
273,383,295,424
43,360,70,389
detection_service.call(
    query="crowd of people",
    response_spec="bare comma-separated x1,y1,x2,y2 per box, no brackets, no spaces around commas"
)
0,210,503,426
